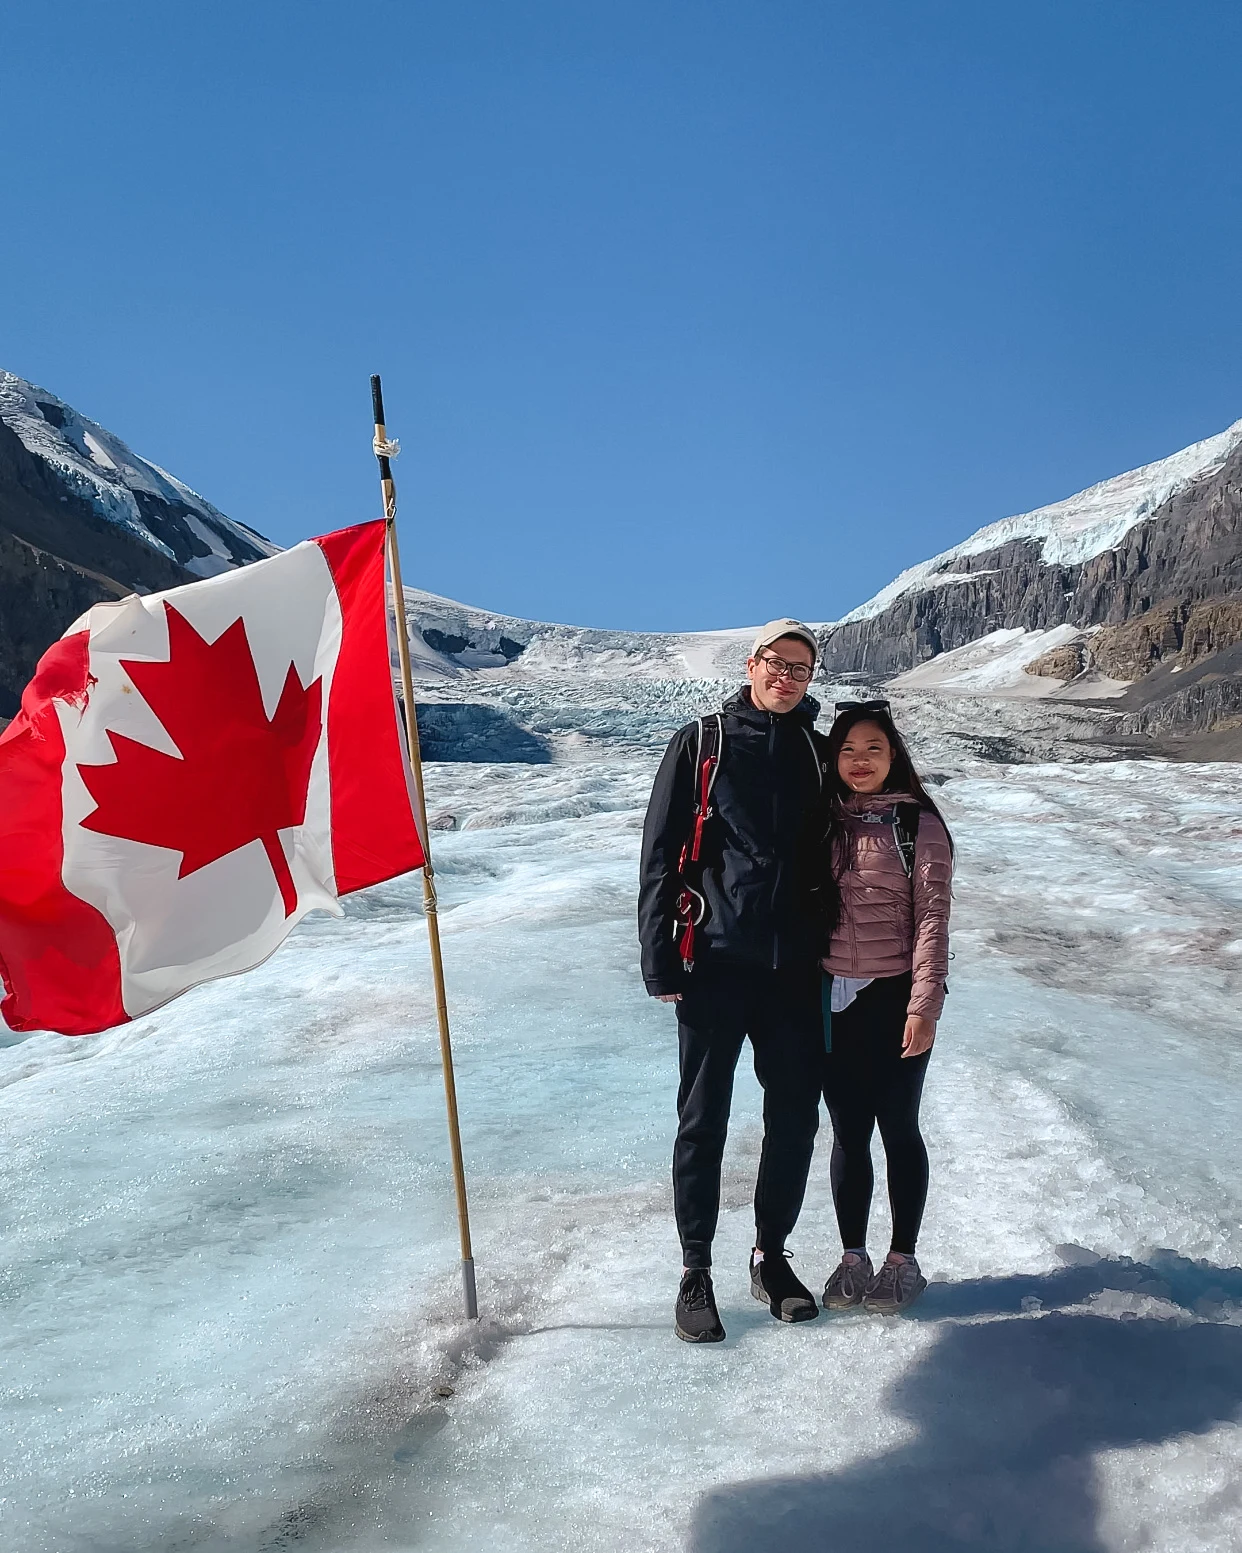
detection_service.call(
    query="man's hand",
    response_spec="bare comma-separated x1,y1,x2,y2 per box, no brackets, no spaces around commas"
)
655,992,682,1003
902,1015,936,1057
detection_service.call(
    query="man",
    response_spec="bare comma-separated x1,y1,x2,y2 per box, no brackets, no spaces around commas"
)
639,620,831,1342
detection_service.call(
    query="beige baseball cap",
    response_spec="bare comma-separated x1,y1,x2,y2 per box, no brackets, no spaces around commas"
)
750,618,818,663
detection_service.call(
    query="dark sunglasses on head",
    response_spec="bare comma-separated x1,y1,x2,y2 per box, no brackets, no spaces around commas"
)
834,698,891,714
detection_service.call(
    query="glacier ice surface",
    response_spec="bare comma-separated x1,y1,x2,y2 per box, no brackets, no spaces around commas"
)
3,641,1242,1551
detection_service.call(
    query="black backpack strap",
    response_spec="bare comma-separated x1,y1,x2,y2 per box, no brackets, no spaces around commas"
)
892,800,947,998
802,726,824,791
701,713,723,803
892,802,921,879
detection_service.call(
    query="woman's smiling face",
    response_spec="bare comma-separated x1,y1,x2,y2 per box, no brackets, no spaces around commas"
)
838,720,893,794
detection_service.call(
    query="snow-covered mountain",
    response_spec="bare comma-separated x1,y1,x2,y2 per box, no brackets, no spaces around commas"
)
397,584,760,682
819,417,1242,742
839,420,1242,627
386,412,1242,749
0,371,275,717
0,373,275,577
6,368,1241,749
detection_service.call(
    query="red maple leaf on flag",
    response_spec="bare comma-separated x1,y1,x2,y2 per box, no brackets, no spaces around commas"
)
77,604,324,918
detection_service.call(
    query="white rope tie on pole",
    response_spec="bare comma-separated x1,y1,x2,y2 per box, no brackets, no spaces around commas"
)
373,434,401,460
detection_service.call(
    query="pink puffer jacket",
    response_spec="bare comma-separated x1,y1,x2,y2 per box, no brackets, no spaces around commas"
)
821,792,953,1020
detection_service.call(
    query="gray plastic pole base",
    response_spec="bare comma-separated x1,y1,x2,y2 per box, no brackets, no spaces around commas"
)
461,1257,479,1320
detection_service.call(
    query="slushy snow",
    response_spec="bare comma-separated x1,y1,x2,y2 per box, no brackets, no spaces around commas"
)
3,625,1242,1551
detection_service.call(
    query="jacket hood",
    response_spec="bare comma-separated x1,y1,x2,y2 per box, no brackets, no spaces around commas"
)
722,684,821,729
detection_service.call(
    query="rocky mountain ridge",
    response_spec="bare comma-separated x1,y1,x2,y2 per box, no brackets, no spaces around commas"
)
5,371,1241,749
819,428,1242,743
0,372,274,716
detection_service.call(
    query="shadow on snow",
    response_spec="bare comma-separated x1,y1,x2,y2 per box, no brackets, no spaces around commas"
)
690,1252,1242,1553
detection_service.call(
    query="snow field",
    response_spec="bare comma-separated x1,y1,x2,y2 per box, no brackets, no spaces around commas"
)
3,735,1242,1550
887,624,1130,699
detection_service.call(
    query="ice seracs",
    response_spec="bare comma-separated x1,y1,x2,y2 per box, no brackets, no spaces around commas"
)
399,581,815,683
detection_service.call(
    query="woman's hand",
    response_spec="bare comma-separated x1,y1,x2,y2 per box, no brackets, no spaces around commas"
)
655,993,682,1003
902,1014,936,1058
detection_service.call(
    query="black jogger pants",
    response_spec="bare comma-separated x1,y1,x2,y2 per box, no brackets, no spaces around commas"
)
821,972,931,1256
674,962,822,1271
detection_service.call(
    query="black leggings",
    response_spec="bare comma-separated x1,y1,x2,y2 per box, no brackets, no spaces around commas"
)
821,972,931,1256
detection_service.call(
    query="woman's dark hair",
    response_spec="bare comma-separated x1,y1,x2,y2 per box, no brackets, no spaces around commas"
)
824,704,954,857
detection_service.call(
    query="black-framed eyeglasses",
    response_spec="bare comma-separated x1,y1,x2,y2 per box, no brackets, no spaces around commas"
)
757,653,814,684
834,698,891,714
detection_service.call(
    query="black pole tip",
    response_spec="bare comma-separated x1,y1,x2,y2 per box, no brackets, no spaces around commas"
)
371,375,385,426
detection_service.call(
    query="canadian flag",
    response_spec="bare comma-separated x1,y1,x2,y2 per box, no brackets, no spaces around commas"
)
0,519,425,1036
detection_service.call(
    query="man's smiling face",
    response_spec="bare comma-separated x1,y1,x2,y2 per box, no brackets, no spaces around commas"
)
746,635,815,714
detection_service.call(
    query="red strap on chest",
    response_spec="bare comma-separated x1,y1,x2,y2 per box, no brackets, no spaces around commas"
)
674,723,721,969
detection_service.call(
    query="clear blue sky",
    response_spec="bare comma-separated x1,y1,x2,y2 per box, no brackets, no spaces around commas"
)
3,2,1241,630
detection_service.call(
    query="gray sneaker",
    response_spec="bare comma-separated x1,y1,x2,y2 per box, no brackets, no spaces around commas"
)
863,1255,927,1313
822,1251,874,1309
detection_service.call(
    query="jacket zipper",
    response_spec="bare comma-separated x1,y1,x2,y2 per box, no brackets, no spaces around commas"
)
847,822,858,966
769,712,780,969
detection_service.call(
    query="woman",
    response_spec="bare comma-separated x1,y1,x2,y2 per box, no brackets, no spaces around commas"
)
817,699,953,1313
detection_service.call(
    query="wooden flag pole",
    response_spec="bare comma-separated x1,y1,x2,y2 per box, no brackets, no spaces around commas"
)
371,373,478,1322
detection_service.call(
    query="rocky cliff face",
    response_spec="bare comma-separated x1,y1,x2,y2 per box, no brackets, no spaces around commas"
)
819,434,1242,739
0,373,275,717
821,442,1242,673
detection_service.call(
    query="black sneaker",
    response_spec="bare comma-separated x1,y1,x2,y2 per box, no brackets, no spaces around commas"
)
750,1250,819,1323
675,1269,725,1343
